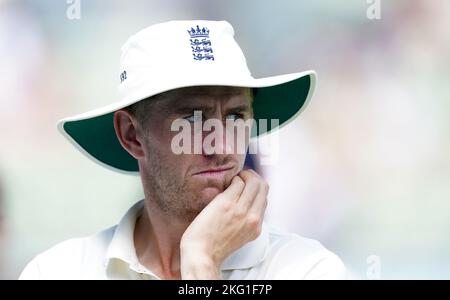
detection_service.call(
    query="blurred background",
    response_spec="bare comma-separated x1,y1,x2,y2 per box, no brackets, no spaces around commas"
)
1,0,449,279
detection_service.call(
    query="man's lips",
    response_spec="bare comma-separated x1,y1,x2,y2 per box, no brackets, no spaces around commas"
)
193,166,234,177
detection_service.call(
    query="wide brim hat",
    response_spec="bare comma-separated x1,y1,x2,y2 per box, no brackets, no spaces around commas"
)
57,20,317,175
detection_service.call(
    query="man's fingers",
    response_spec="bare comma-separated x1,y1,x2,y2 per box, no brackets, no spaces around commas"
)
251,184,268,212
220,170,268,220
238,169,268,213
236,174,260,211
219,175,245,201
238,169,258,182
248,179,269,219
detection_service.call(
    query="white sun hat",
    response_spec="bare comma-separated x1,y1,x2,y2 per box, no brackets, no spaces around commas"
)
57,20,317,174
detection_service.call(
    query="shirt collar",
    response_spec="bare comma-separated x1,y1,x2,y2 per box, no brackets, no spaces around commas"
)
105,200,269,275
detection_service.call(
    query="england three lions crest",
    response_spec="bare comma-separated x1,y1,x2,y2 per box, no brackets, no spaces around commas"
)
188,25,215,61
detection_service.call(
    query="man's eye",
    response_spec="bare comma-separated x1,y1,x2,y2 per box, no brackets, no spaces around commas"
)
225,113,244,121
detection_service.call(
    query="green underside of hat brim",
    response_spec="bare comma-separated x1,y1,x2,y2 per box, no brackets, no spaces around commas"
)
63,74,312,174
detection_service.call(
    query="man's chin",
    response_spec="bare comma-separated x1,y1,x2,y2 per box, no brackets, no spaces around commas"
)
187,174,236,209
198,186,223,204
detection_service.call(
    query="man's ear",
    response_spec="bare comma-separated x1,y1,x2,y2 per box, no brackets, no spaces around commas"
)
113,109,145,159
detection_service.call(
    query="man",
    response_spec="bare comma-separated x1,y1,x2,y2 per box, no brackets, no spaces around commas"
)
19,20,345,279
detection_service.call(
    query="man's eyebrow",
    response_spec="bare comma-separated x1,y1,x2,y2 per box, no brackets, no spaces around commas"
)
227,104,252,113
173,103,252,114
172,104,215,114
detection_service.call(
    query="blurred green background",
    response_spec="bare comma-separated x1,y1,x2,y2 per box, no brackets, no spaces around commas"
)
0,0,449,279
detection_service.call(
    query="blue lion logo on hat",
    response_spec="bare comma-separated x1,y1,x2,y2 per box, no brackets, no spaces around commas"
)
188,25,214,61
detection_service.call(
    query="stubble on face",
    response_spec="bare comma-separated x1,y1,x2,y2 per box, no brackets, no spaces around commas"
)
141,139,240,222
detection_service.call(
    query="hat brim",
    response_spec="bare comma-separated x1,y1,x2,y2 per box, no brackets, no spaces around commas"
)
58,70,316,174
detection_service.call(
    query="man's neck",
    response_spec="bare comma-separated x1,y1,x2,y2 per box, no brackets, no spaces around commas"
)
134,200,190,279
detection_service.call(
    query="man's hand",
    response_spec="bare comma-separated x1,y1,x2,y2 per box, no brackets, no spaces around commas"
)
180,169,269,279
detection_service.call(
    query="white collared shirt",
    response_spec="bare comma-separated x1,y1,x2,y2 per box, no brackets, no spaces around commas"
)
19,200,346,280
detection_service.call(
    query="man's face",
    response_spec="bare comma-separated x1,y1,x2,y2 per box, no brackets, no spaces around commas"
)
137,86,253,221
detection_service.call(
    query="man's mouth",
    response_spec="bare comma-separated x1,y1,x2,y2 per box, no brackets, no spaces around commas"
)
192,166,234,177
